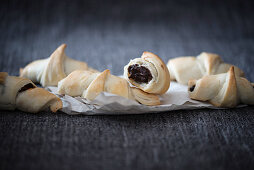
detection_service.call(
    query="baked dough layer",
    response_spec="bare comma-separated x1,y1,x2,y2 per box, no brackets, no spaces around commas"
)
188,67,254,107
0,72,62,113
167,52,244,85
58,70,160,106
124,51,170,95
20,44,97,87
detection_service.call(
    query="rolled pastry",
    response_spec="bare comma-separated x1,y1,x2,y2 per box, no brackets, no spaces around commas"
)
58,70,160,106
20,44,97,87
167,52,244,84
124,51,170,95
0,72,62,113
188,67,254,107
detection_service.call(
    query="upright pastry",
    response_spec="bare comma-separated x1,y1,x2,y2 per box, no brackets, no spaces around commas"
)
167,52,244,84
58,70,160,106
124,51,170,94
0,72,62,113
20,44,97,87
188,67,254,107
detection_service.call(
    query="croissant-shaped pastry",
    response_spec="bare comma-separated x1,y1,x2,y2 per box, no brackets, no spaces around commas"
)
188,67,254,107
20,44,97,87
0,72,62,113
167,52,244,84
58,70,160,106
123,51,170,94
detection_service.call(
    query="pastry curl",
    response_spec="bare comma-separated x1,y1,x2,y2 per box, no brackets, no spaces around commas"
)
124,51,170,94
167,52,244,84
0,72,62,113
188,67,254,107
58,70,160,106
20,44,97,87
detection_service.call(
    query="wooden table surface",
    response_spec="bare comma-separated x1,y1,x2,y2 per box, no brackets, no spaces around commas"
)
0,0,253,169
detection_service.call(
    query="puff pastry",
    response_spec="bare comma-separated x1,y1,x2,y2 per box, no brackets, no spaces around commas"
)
167,52,244,84
58,70,160,106
20,44,97,87
188,67,254,107
124,51,170,94
0,72,62,113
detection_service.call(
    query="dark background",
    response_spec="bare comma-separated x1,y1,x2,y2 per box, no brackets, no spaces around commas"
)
0,0,254,169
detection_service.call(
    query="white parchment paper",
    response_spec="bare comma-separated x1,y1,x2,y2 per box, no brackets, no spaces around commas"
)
47,82,225,115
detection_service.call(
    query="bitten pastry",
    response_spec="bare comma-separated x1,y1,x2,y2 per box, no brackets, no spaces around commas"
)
58,70,160,106
0,72,62,113
124,51,170,94
20,44,97,87
167,52,244,85
188,67,254,107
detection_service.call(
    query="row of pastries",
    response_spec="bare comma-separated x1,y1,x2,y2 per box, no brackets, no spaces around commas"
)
1,44,253,113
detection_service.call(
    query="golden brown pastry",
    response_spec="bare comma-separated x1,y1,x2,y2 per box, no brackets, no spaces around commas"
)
124,51,170,94
58,70,160,106
0,72,62,113
20,44,97,87
188,67,254,107
167,52,244,84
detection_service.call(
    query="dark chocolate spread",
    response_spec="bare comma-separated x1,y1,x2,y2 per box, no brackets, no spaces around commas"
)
18,83,35,93
189,85,196,92
128,64,153,83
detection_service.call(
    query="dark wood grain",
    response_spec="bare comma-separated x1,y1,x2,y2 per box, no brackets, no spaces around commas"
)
0,0,254,170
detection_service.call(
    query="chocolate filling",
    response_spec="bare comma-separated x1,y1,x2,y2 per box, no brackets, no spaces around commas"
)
189,85,196,92
128,64,153,83
18,83,36,93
